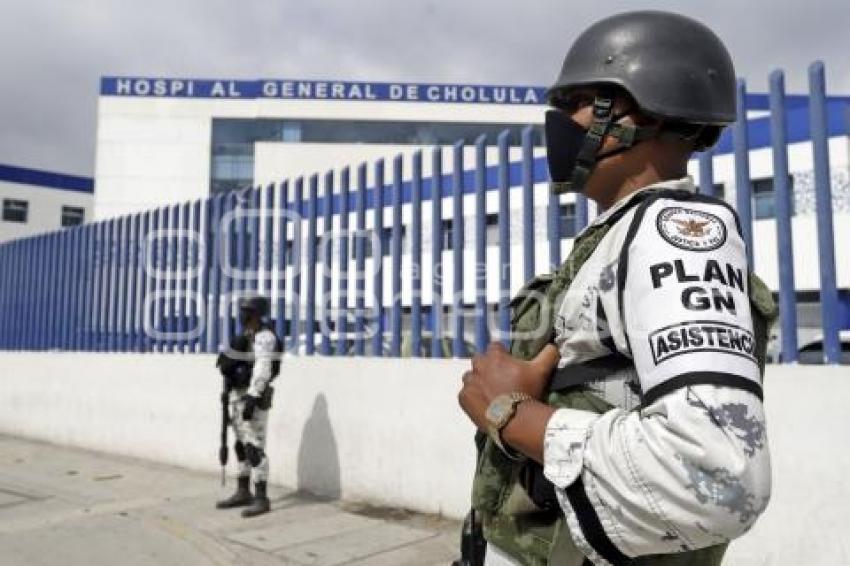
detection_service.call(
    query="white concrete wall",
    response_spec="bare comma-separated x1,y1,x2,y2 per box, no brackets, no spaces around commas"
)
0,181,93,243
0,354,847,563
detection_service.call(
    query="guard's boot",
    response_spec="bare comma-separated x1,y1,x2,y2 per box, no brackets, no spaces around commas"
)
216,476,253,509
241,481,270,518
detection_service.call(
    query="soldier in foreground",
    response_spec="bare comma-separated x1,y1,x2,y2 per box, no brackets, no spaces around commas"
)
216,295,283,518
458,11,777,566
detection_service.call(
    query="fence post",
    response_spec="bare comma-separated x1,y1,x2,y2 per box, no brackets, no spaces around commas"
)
808,61,840,364
306,174,318,356
474,135,488,353
276,181,289,348
116,215,128,351
373,159,385,357
321,171,334,356
391,154,404,357
698,150,717,197
355,165,367,356
411,151,424,357
337,170,349,356
521,125,535,281
452,140,465,357
497,130,511,348
769,69,799,363
290,178,304,353
734,79,755,266
431,148,443,358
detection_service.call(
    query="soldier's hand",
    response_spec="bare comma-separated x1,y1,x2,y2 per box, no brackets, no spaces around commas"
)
458,343,560,431
241,394,259,420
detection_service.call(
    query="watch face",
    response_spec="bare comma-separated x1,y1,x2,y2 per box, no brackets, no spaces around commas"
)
486,396,513,428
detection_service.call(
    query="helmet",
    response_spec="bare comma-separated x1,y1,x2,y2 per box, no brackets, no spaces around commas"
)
548,10,736,125
545,11,735,193
238,295,270,318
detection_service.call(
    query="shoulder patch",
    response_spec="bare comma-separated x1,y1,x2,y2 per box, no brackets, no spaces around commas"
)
656,206,727,252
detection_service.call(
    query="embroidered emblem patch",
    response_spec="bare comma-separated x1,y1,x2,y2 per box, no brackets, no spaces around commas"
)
656,207,726,251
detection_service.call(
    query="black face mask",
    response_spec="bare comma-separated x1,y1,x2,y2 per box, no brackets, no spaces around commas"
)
544,109,588,193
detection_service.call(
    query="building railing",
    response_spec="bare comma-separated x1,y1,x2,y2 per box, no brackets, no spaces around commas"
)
0,62,846,363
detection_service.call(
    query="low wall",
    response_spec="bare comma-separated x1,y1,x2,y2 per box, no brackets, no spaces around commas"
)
0,354,847,563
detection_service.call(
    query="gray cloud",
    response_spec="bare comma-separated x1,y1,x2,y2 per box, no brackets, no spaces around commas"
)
0,0,846,177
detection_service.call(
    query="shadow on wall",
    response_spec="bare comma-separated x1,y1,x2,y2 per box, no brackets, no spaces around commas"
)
296,393,341,500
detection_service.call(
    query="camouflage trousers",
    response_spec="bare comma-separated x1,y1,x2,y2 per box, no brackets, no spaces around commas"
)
230,390,270,483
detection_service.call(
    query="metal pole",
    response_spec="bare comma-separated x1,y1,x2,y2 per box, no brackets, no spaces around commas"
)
474,135,488,353
411,151,423,357
734,79,755,266
391,155,404,357
769,69,799,363
337,171,349,356
372,159,385,357
431,148,443,358
452,141,465,357
521,125,535,281
808,61,840,364
497,130,511,348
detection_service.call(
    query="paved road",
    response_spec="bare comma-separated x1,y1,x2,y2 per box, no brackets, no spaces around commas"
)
0,435,460,565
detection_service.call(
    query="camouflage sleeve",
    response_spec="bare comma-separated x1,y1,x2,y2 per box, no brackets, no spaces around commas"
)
247,329,276,397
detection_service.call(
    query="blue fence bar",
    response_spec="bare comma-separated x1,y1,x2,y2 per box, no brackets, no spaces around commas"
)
809,61,841,364
175,206,187,350
474,135,488,354
275,182,288,346
769,70,799,363
391,155,404,358
99,220,111,351
250,188,261,298
372,159,385,357
411,151,423,357
89,221,101,351
263,185,275,337
115,216,128,351
452,141,465,357
138,212,149,351
355,165,367,356
168,205,180,350
521,126,535,282
431,148,443,358
305,175,318,355
547,191,561,269
698,150,716,197
220,195,234,349
734,79,755,266
497,130,511,347
337,170,350,356
290,178,304,352
126,214,139,351
321,172,333,356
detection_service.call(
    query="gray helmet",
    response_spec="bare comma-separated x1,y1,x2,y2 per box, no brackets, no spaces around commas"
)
238,295,270,317
548,11,736,126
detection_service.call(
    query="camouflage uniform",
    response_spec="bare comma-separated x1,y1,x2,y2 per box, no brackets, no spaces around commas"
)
475,180,777,565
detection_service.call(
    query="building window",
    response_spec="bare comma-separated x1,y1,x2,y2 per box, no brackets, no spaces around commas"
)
559,204,578,238
440,219,454,251
2,199,28,223
752,176,794,220
485,214,500,246
61,206,85,227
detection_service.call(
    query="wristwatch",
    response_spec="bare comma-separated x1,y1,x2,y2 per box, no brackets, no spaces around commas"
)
485,392,533,455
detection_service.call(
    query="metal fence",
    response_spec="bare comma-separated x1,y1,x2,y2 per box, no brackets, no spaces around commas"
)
0,62,846,363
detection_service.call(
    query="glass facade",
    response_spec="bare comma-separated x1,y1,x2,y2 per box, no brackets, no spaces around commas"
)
210,118,544,194
752,176,795,219
2,199,28,223
61,205,85,227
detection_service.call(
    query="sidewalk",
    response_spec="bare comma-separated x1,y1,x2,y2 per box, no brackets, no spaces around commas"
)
0,435,461,566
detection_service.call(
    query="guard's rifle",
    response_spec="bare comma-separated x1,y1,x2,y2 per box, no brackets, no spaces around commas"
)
219,377,230,486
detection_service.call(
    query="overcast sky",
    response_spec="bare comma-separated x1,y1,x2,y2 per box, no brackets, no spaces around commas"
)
0,0,847,177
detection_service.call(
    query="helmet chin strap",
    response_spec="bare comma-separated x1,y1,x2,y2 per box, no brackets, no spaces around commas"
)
566,95,659,194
